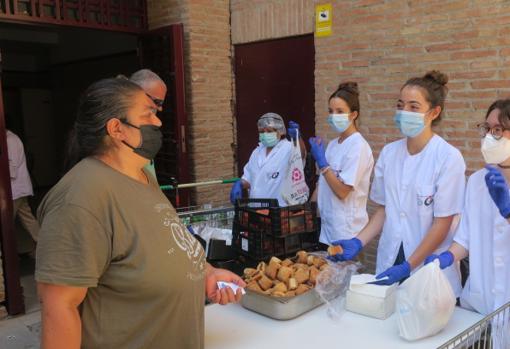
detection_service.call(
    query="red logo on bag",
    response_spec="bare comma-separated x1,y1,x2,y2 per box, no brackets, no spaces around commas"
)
292,168,302,182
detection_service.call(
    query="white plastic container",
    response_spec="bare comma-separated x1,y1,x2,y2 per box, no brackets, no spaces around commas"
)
345,274,397,320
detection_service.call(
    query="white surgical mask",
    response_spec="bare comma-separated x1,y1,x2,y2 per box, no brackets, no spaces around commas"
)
327,113,351,133
481,134,510,164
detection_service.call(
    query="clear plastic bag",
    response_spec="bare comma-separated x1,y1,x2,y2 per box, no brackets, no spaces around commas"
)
397,260,456,341
313,252,361,321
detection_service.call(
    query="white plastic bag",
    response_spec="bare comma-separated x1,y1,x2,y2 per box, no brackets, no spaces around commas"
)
281,130,309,205
396,261,456,341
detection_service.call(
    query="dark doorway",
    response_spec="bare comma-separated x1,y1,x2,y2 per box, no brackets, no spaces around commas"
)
0,51,25,315
0,22,140,315
0,22,188,315
234,34,315,172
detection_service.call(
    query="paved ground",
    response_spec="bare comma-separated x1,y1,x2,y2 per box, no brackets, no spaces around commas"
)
0,255,41,348
0,310,41,349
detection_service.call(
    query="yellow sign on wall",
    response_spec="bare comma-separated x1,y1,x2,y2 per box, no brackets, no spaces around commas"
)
315,3,332,37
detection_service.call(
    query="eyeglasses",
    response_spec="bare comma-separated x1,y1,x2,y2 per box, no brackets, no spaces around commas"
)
477,122,510,140
146,93,164,109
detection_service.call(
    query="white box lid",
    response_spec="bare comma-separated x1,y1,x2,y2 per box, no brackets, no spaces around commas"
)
349,274,397,298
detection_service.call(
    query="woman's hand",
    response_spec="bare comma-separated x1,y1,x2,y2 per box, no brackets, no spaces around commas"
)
205,265,246,305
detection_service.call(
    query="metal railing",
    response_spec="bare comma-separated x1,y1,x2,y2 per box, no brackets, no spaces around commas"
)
438,302,510,349
177,204,234,230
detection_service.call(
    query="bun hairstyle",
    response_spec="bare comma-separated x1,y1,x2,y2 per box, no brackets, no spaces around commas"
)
329,81,360,120
403,70,449,125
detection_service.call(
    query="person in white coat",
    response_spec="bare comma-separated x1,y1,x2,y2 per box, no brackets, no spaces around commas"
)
330,71,466,294
7,129,39,244
425,99,510,346
309,82,374,244
230,113,305,207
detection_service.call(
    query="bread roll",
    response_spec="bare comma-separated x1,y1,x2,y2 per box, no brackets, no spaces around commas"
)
277,266,293,283
294,268,310,284
292,263,308,270
295,284,310,296
269,256,282,266
281,258,293,267
258,274,273,291
307,255,315,266
272,291,286,297
256,261,266,272
265,262,279,280
313,257,326,268
247,281,263,293
309,266,319,285
250,270,263,282
327,245,343,256
273,282,288,294
244,268,257,277
296,250,308,264
287,277,298,290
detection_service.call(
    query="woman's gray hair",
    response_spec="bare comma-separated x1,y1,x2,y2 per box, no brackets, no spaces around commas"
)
64,77,143,171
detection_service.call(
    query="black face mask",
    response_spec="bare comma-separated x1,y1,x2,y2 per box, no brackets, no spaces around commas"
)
121,120,163,160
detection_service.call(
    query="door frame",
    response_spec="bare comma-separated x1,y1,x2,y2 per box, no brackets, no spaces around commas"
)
139,24,190,206
0,53,25,315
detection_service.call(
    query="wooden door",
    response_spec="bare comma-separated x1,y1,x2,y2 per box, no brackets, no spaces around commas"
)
234,34,315,172
139,24,190,206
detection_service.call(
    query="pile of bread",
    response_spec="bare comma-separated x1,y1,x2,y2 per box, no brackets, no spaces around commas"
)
243,250,329,297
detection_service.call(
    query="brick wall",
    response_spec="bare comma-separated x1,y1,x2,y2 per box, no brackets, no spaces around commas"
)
230,0,314,44
148,0,235,206
313,0,510,271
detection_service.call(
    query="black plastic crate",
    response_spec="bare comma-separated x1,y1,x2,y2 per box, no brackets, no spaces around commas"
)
234,198,317,237
232,222,319,260
232,199,319,260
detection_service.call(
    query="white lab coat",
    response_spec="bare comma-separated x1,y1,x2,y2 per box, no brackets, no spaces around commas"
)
455,168,510,316
370,135,465,296
318,132,374,243
6,130,33,200
242,139,292,207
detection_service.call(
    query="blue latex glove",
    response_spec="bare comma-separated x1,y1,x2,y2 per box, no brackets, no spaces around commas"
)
371,261,411,286
230,180,243,205
485,165,510,218
288,121,300,141
328,238,363,262
308,137,328,169
424,251,454,270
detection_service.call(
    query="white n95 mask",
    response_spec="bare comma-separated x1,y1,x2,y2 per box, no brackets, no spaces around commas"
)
481,134,510,164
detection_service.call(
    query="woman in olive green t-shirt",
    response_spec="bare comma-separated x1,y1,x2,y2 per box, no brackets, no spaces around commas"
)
36,77,245,349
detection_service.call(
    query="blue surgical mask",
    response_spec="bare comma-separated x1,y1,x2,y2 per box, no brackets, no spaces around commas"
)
327,113,351,133
394,110,425,138
259,132,279,148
